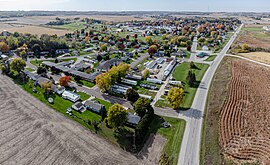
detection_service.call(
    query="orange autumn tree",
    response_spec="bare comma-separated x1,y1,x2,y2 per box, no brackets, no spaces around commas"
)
59,76,71,87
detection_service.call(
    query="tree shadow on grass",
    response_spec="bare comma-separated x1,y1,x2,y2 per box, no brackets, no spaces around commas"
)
114,127,134,152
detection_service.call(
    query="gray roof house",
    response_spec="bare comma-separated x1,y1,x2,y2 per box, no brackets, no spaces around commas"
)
35,77,51,87
126,113,141,127
84,100,104,114
96,59,121,72
22,70,40,81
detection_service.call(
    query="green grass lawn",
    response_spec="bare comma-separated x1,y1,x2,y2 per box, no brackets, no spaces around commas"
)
148,116,186,165
137,87,157,99
80,80,96,88
94,98,112,110
51,21,87,31
21,80,101,130
204,55,217,61
154,99,171,109
25,67,34,72
170,62,209,109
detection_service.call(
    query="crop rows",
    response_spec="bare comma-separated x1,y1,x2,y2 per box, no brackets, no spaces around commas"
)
219,60,270,164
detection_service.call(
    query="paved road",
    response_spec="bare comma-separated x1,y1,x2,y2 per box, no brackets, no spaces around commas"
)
130,53,149,69
178,24,243,165
190,37,198,61
226,54,270,68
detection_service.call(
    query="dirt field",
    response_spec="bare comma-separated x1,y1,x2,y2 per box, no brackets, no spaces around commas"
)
239,52,270,65
220,59,270,164
0,24,71,36
232,25,270,50
0,74,163,165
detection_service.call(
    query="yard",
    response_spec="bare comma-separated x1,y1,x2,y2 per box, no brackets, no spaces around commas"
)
155,62,209,110
204,55,217,61
148,116,186,165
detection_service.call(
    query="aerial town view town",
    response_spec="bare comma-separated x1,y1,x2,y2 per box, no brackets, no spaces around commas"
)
0,1,269,165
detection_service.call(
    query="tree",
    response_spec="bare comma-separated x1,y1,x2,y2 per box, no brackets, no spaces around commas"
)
96,73,112,92
42,81,52,98
148,45,158,57
32,44,41,56
142,69,150,79
242,44,249,50
10,58,26,74
166,87,184,109
134,98,151,117
59,76,70,87
106,104,128,129
37,66,47,75
97,54,102,62
100,44,107,52
125,88,140,103
186,70,196,86
20,50,27,60
190,61,197,69
145,36,153,45
0,42,10,53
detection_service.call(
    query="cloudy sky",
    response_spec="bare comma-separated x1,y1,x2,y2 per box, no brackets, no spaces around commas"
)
0,0,269,12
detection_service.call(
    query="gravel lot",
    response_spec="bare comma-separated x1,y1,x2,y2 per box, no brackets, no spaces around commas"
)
0,75,141,165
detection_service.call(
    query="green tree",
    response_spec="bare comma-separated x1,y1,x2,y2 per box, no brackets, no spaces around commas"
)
134,98,151,117
37,66,47,75
96,73,112,92
186,70,196,86
125,88,140,103
10,58,26,74
107,104,128,129
142,69,150,79
166,87,184,109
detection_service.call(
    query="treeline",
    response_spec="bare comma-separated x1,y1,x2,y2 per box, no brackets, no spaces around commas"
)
0,33,68,57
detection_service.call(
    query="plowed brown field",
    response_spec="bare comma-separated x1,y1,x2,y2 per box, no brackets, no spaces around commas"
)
220,60,270,165
0,74,164,165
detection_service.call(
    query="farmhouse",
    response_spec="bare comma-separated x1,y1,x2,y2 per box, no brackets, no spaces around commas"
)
62,91,80,102
84,100,104,114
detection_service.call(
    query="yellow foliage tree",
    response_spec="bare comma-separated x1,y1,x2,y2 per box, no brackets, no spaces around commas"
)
166,87,184,110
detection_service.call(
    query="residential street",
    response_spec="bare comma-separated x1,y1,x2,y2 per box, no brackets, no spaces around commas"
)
178,24,243,165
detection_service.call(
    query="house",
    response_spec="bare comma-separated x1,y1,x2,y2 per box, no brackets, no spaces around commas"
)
96,59,121,72
163,58,177,80
147,78,163,85
126,74,142,80
121,78,137,86
83,48,93,52
35,77,51,87
139,94,152,101
84,100,104,114
196,52,209,58
51,85,65,95
140,83,158,90
62,91,80,102
126,113,141,127
22,70,40,81
55,49,69,55
72,102,84,112
72,62,91,71
202,46,209,51
145,60,157,69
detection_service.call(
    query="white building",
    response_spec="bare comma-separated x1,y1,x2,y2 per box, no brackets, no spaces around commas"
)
62,91,80,102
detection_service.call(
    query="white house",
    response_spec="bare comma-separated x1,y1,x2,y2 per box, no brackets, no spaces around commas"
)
62,91,80,102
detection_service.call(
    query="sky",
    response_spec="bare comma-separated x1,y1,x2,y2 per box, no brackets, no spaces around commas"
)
0,0,269,12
